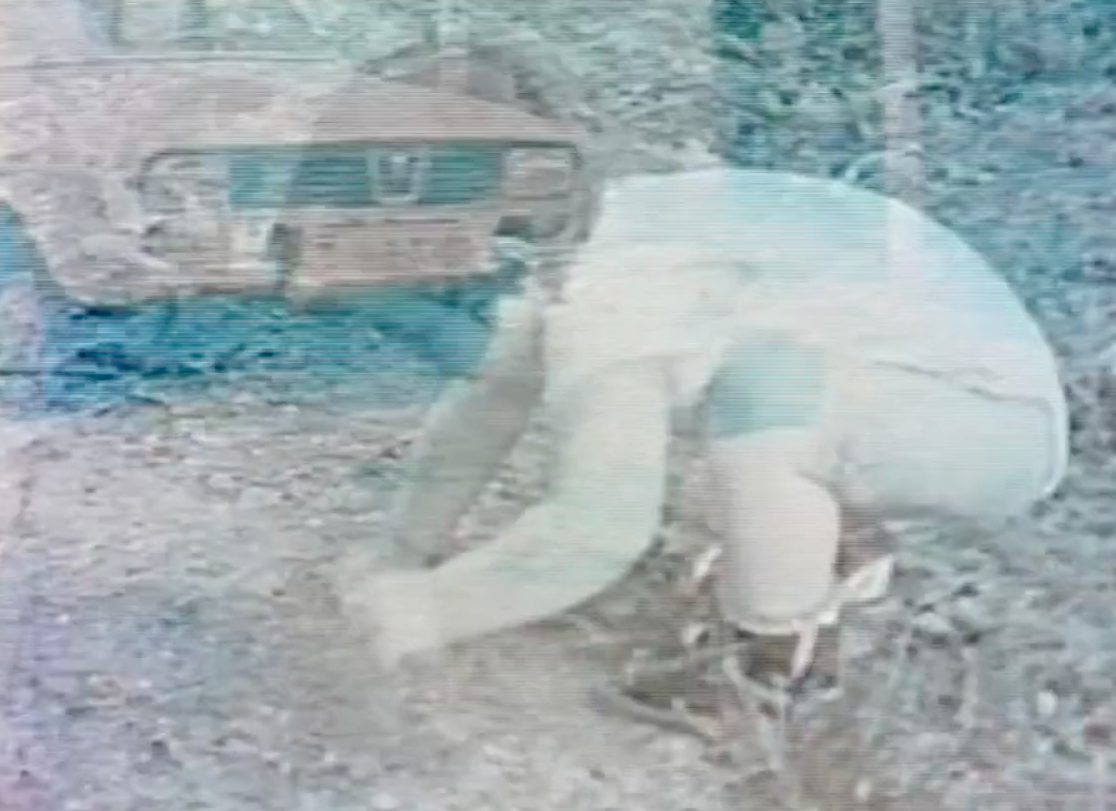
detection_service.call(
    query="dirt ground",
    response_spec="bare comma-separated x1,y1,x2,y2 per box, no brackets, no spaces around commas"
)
1,351,1115,811
5,1,1116,810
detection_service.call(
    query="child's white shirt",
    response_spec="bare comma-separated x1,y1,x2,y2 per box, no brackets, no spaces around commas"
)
543,169,1065,437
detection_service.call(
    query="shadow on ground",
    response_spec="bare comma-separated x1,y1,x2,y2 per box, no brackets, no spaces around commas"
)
6,245,530,418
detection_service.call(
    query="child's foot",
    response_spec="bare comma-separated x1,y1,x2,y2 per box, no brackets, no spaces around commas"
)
590,621,843,737
738,623,843,717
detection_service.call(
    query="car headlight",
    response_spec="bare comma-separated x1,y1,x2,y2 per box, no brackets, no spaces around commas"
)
141,152,227,216
504,148,574,198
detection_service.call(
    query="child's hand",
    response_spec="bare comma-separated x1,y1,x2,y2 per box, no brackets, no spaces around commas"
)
339,568,447,670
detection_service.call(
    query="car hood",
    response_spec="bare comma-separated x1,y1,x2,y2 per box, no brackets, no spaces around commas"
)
0,57,589,306
3,59,588,171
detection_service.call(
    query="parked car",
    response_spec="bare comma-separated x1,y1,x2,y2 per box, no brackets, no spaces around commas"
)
0,0,601,409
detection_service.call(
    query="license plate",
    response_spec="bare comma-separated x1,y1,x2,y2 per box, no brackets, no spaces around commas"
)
381,231,479,272
288,221,489,299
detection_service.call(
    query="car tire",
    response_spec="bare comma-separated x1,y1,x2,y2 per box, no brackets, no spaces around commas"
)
0,204,52,412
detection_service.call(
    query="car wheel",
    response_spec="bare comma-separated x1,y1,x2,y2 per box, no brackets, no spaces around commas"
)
0,204,52,412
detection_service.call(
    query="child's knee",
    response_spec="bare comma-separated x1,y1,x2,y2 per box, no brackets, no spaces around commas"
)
705,334,826,439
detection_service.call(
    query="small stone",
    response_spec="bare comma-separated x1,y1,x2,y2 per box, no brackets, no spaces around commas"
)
370,791,400,810
1084,717,1115,749
236,488,281,509
204,473,238,493
1036,690,1058,719
912,610,953,639
854,777,874,802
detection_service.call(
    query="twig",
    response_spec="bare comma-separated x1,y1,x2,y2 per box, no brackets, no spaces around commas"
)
587,639,750,742
1094,752,1110,811
860,578,981,749
587,679,723,743
957,642,980,731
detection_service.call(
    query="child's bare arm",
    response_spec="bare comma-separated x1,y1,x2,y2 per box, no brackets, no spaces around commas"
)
356,359,673,664
385,294,545,567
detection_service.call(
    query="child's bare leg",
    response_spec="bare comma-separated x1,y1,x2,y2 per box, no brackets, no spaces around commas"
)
706,431,843,683
709,434,840,632
593,428,844,731
702,336,846,690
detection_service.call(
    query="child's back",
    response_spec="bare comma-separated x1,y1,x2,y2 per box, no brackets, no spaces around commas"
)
354,169,1069,669
549,168,1064,427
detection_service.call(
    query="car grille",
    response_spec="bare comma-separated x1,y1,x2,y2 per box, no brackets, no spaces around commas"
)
289,154,373,207
227,145,503,209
